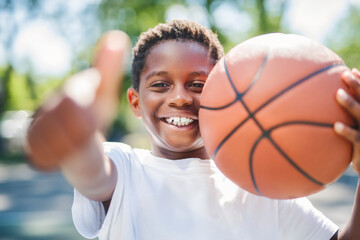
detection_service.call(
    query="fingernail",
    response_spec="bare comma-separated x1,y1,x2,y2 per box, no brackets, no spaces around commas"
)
352,68,360,77
336,88,348,103
334,122,345,133
104,30,130,52
64,68,101,107
344,71,356,82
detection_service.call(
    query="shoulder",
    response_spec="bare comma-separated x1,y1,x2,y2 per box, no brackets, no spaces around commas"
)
278,197,338,239
103,142,150,164
103,142,133,153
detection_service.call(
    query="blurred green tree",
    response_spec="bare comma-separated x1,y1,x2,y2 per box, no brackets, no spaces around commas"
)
0,0,359,138
326,5,360,70
0,0,100,115
0,0,288,115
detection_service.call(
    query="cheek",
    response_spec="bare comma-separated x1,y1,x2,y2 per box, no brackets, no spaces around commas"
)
140,95,161,122
193,94,202,109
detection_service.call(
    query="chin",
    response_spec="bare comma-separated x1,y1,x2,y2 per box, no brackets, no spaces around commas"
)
166,137,204,152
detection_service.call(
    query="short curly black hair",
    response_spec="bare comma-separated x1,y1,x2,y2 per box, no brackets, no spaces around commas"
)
131,19,224,91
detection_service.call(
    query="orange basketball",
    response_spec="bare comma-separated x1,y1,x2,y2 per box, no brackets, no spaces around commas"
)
199,33,354,199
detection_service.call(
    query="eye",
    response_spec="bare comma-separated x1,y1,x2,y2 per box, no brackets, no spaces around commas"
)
151,82,169,88
149,81,171,92
190,83,204,88
188,81,205,93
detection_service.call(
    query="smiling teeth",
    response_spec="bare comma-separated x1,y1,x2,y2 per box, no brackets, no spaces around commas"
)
165,117,194,127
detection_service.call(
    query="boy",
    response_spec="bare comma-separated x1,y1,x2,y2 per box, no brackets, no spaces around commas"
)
25,20,360,239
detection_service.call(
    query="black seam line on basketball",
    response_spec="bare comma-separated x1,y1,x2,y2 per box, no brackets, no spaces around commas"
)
212,83,268,159
212,61,343,160
224,53,269,99
200,99,238,110
211,114,252,159
214,62,342,190
242,53,269,96
248,133,325,197
269,121,333,131
249,134,265,196
252,62,345,115
249,121,331,195
245,62,345,190
199,58,238,110
223,56,240,97
211,54,269,158
200,53,269,111
265,135,325,185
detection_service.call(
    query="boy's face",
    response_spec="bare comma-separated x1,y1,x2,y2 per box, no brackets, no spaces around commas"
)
128,40,215,159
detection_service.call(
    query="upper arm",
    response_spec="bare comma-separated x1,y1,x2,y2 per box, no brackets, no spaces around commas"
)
278,198,338,239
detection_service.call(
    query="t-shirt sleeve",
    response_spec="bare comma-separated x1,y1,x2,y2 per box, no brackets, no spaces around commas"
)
71,142,132,239
278,197,339,240
72,189,106,239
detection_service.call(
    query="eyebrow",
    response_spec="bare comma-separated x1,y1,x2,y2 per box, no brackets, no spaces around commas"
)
188,71,209,78
145,71,169,81
145,71,209,81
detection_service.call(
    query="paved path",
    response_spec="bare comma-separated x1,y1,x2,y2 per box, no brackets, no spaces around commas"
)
0,163,358,239
308,166,359,229
0,163,87,240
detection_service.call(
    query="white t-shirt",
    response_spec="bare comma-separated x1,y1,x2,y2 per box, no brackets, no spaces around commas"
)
72,142,338,240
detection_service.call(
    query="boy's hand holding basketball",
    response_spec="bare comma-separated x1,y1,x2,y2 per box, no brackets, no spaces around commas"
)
25,31,130,171
335,68,360,175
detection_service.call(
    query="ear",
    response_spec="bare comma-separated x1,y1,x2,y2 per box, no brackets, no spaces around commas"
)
127,88,141,118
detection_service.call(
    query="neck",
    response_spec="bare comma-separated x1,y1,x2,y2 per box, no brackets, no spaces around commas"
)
151,145,210,160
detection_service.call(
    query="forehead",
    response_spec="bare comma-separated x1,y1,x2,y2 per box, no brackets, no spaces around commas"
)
142,40,214,75
150,40,209,56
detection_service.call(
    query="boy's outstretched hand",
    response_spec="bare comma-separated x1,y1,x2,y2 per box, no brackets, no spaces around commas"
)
25,31,130,171
335,68,360,175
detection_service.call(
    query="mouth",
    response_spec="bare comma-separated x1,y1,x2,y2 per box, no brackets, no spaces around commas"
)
161,117,196,127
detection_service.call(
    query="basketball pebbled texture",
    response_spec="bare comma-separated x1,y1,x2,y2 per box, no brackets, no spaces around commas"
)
199,33,354,199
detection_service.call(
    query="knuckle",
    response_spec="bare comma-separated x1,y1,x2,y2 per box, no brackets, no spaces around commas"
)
57,96,78,113
27,149,57,171
345,97,356,109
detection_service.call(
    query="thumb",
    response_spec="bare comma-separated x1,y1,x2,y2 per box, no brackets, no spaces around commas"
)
92,30,131,130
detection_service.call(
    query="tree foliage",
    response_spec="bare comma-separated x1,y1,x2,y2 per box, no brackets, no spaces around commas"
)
1,0,359,115
326,6,360,70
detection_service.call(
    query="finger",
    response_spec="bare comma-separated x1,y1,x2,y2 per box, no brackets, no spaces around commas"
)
40,97,96,161
26,117,59,171
92,30,131,129
352,156,360,175
56,97,96,148
93,30,130,97
41,114,75,160
352,68,360,79
336,88,360,121
63,68,101,108
334,121,360,143
342,70,360,98
25,97,97,171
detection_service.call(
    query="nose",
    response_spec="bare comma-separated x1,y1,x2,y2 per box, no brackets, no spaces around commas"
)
168,85,193,107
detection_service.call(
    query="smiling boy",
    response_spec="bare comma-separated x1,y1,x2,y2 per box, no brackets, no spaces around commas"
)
26,20,360,239
129,41,216,159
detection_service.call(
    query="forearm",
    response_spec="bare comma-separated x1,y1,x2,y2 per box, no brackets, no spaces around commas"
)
60,132,117,202
337,179,360,240
25,30,128,202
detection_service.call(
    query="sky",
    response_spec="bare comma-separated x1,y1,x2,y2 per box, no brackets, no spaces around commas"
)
283,0,360,43
5,0,360,78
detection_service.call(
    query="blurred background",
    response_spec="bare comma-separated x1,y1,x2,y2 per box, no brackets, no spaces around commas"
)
0,0,360,239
